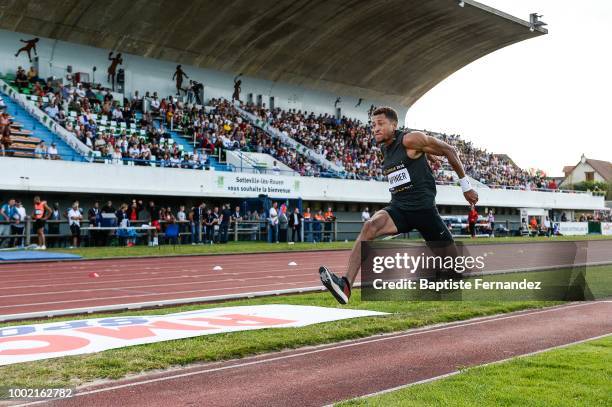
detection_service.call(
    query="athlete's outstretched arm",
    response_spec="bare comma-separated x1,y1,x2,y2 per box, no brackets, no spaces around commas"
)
403,132,478,205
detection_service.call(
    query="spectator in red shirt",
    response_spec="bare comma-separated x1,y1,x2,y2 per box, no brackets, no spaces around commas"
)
468,206,479,238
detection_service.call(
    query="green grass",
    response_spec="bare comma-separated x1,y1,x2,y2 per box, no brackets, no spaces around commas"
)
53,241,354,259
48,235,612,260
338,335,612,407
0,291,559,388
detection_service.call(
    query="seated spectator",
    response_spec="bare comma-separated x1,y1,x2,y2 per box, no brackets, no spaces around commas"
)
44,102,59,120
75,83,86,99
47,142,59,160
27,66,39,83
15,66,29,90
34,141,47,159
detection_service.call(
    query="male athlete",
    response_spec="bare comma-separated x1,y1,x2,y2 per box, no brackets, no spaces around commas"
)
319,107,478,304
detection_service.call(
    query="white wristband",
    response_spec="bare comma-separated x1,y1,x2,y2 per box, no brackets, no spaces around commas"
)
459,177,473,193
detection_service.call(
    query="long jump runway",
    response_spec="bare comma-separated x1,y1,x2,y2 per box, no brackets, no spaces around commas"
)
1,240,610,321
22,301,612,407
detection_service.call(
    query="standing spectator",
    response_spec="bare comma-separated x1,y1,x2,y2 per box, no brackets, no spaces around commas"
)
361,207,371,222
127,200,140,222
543,216,552,238
313,210,324,242
324,206,335,242
88,201,102,246
205,208,214,243
303,207,312,242
148,201,160,246
219,204,231,243
116,203,129,227
11,200,26,247
487,210,495,237
268,202,279,243
101,200,116,214
467,206,478,238
48,202,62,248
0,198,15,248
191,202,206,244
530,217,539,235
249,210,260,241
211,207,221,243
67,200,83,248
177,205,187,243
289,207,303,242
278,206,289,242
32,196,52,250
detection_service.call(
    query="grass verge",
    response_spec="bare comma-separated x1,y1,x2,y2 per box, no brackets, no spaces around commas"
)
338,335,612,406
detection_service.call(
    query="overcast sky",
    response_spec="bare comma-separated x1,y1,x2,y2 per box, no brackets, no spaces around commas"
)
407,0,611,177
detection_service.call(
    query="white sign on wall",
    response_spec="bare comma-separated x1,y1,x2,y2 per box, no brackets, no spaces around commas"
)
216,175,300,197
602,222,612,236
557,222,588,236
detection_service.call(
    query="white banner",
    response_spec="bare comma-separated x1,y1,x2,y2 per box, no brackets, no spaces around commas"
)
0,305,385,366
602,222,612,236
558,222,588,236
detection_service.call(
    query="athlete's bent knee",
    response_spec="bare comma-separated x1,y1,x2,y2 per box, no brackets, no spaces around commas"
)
361,220,378,239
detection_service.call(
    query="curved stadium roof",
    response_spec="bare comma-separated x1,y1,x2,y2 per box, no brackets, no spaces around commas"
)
0,0,546,107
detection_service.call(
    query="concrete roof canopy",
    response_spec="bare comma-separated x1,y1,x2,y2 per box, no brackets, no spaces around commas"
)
0,0,545,107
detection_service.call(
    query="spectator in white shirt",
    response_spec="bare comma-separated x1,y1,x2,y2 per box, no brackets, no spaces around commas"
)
361,207,371,222
11,200,26,247
112,107,124,121
47,142,59,160
44,103,59,120
268,202,279,243
111,146,123,164
75,83,86,98
67,201,83,248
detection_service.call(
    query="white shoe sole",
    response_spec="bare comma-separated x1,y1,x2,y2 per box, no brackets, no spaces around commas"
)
319,266,348,304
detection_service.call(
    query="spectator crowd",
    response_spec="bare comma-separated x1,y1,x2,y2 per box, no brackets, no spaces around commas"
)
4,64,567,191
0,196,340,249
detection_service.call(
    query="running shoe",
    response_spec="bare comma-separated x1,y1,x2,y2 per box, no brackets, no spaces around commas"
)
319,266,351,304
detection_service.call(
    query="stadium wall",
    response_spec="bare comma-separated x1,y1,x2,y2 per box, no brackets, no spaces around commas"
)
0,29,405,124
1,157,604,211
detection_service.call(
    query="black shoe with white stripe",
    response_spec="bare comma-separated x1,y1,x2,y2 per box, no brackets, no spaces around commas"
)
319,266,351,304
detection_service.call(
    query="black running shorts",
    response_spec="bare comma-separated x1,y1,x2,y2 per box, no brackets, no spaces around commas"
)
34,218,46,231
382,206,453,242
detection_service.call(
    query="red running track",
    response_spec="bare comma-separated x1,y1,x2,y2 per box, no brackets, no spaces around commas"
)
0,251,350,319
1,240,610,321
27,301,612,407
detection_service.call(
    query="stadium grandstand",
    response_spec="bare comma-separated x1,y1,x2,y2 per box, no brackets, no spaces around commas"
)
0,2,611,406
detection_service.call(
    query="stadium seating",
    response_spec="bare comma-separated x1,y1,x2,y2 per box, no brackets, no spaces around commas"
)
1,63,550,190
